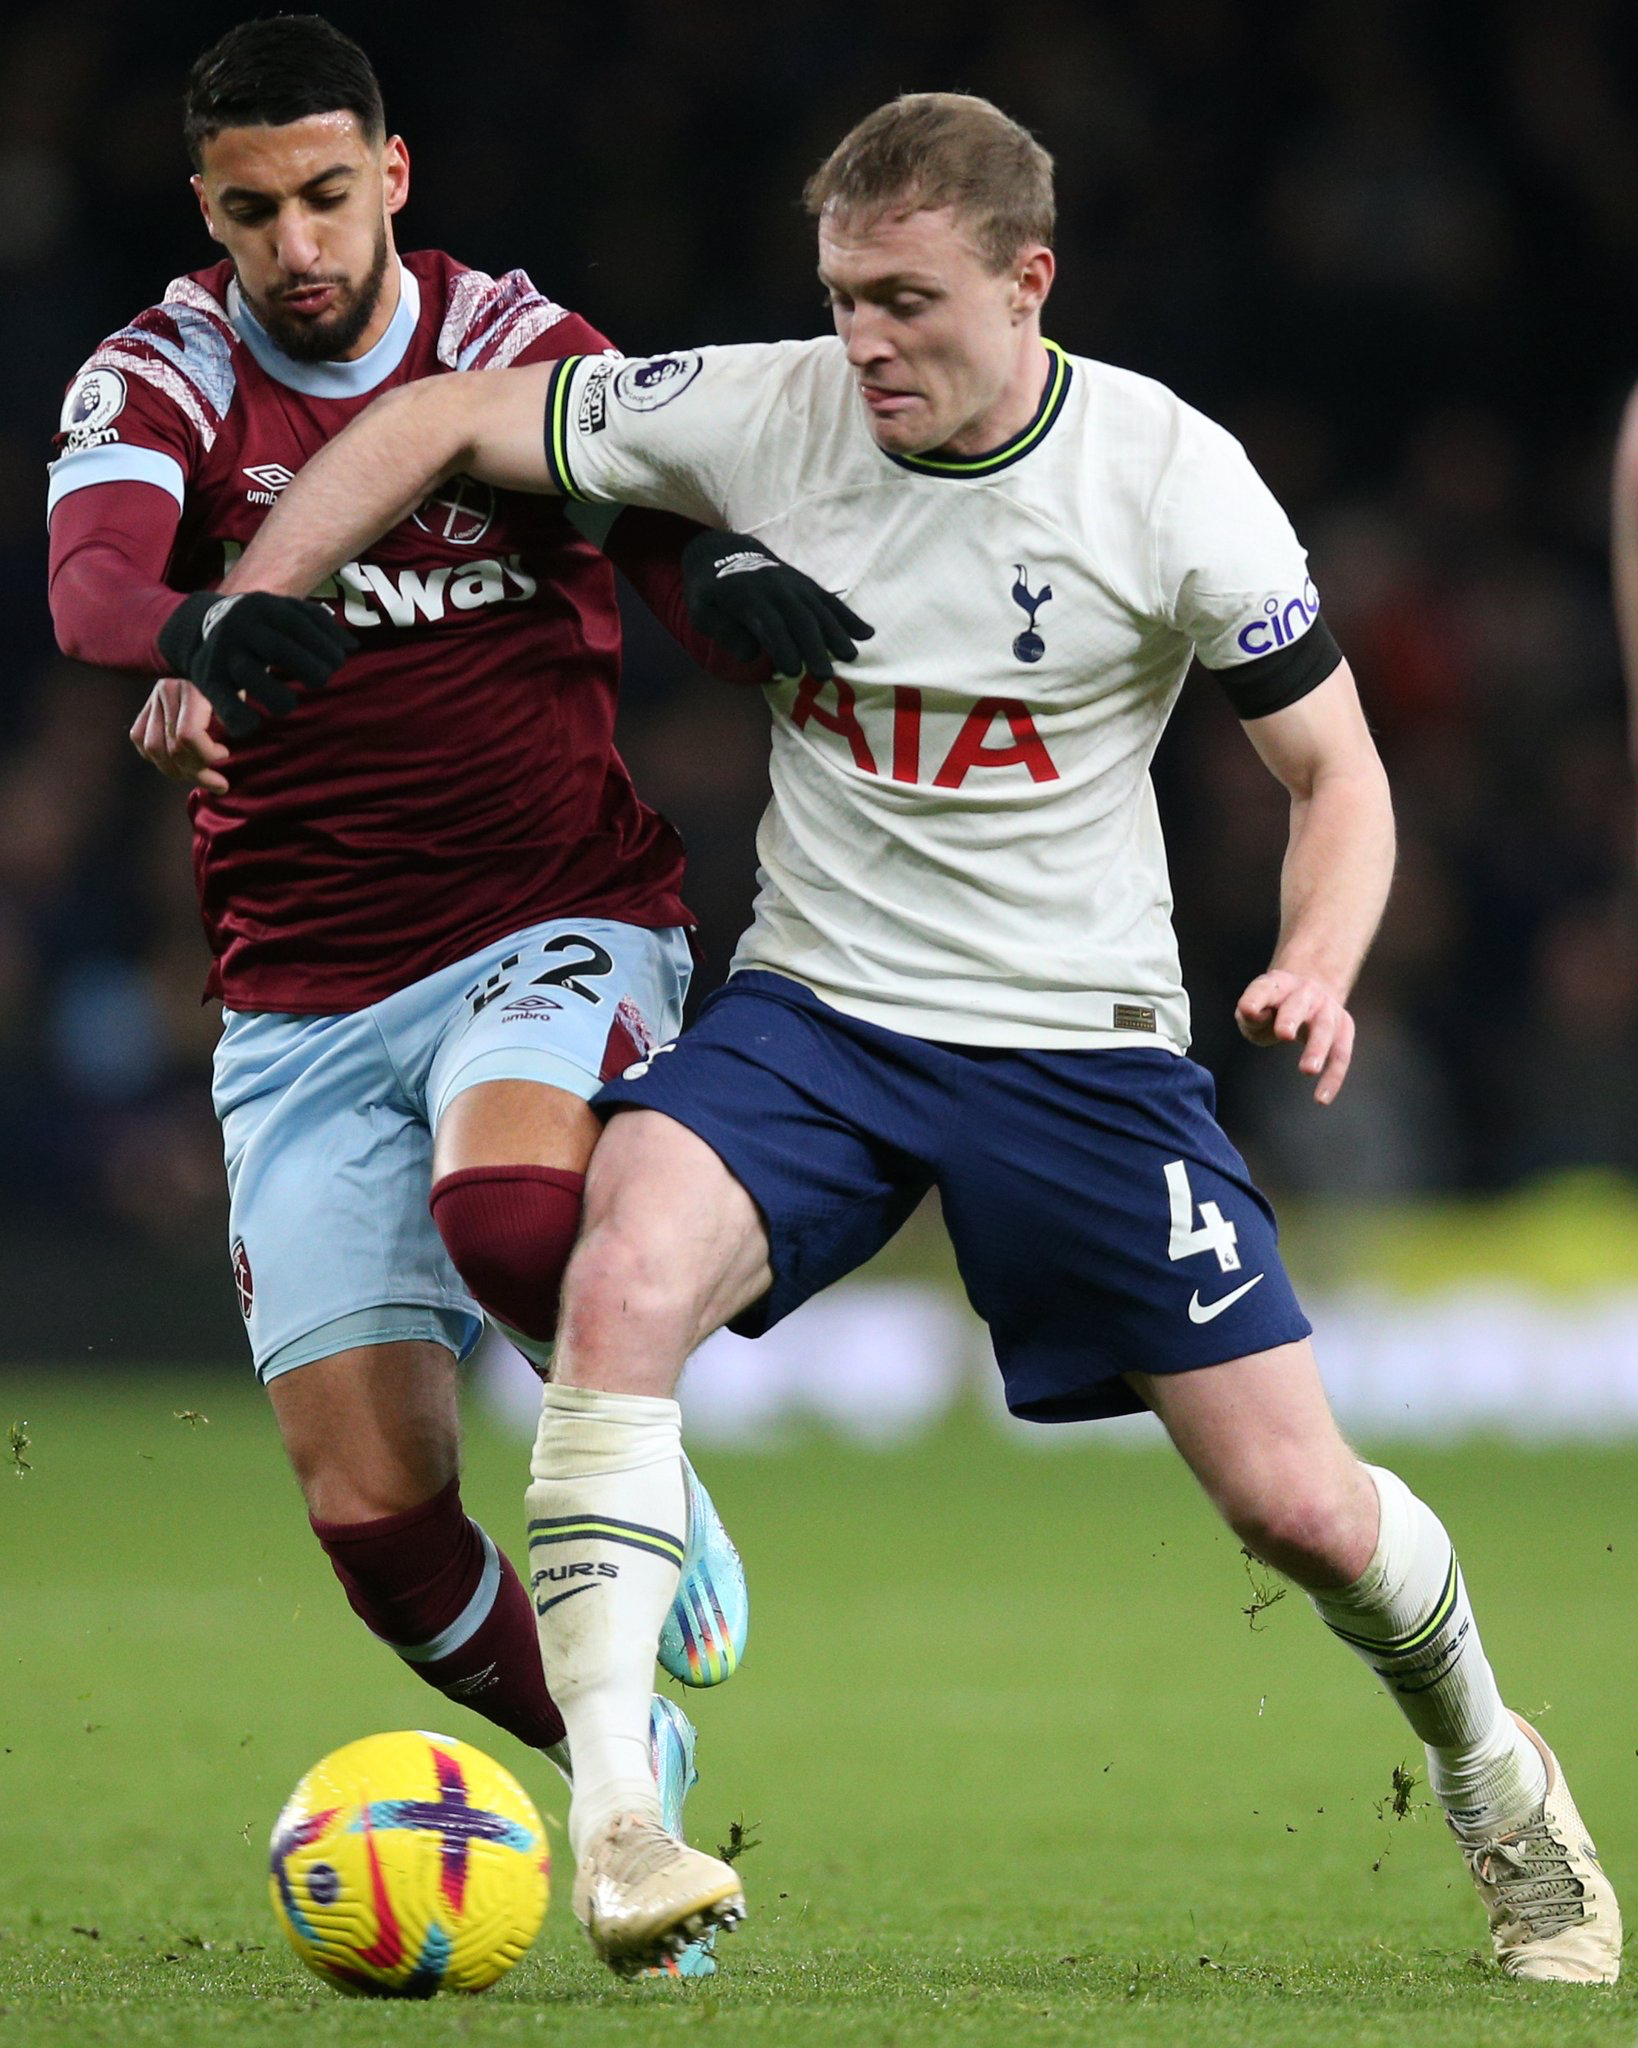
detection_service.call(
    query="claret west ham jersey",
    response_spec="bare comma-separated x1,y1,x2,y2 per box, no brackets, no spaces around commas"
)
540,338,1333,1052
47,251,689,1013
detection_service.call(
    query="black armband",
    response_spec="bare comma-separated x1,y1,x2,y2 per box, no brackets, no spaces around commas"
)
1210,614,1343,720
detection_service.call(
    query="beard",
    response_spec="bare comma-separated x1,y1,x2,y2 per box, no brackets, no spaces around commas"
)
244,221,391,363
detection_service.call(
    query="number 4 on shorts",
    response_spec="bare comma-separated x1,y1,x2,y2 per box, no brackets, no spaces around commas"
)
1162,1160,1241,1274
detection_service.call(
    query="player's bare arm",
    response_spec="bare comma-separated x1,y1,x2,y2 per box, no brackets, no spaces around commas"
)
1610,384,1638,803
227,364,558,601
1233,657,1395,1105
225,363,871,677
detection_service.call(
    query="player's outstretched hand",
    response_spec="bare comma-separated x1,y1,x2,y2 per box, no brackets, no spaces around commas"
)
681,530,873,682
156,590,357,739
129,678,232,796
1235,969,1355,1106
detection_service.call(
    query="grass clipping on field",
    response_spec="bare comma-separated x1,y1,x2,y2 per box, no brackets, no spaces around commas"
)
718,1816,762,1865
1239,1548,1286,1630
1369,1761,1427,1873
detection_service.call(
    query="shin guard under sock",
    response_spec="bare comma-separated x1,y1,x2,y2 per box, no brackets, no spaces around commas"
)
1310,1464,1545,1836
525,1382,686,1857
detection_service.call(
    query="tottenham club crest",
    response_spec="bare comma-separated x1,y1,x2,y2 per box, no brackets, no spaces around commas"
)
1010,564,1052,663
613,352,703,412
60,368,127,452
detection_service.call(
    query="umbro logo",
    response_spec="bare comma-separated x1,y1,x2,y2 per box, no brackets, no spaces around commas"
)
243,462,295,506
499,993,564,1020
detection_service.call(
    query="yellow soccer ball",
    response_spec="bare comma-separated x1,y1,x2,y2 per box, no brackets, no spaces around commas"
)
268,1730,550,1997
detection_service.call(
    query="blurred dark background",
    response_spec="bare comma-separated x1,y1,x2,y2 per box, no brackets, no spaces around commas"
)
5,0,1638,1355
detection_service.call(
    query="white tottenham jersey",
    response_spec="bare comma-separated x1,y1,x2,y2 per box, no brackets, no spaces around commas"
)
544,338,1327,1051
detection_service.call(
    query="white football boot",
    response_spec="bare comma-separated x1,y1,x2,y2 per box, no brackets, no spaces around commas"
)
572,1807,745,1977
1454,1714,1621,1983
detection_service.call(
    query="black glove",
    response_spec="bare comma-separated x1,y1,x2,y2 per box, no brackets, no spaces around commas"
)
680,531,873,682
156,590,357,740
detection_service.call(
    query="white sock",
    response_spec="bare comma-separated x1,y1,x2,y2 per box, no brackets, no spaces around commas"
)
525,1382,685,1859
1309,1464,1546,1838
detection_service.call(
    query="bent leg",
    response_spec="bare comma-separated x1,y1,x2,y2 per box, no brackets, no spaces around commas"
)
429,1080,600,1360
421,918,695,1365
1132,1340,1544,1833
529,1110,771,1857
1126,1339,1376,1585
438,1084,752,1690
557,1106,774,1395
272,1339,463,1520
271,1341,566,1757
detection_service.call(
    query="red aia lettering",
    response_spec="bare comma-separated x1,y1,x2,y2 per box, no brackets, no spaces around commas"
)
791,676,878,775
790,683,1059,788
891,686,921,784
932,698,1060,789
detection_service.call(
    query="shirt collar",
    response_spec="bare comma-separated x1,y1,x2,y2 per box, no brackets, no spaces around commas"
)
228,260,420,398
884,340,1072,480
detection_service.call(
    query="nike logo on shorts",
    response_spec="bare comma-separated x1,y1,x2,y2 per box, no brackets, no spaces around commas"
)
1188,1273,1265,1323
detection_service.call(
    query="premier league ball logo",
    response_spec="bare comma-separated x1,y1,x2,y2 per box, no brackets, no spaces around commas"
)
613,352,703,412
60,368,127,451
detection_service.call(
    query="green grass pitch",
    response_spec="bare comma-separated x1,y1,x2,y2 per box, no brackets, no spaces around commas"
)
0,1371,1634,2046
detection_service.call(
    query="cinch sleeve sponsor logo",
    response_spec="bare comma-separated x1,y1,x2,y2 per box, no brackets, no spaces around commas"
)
1235,577,1320,657
578,360,616,435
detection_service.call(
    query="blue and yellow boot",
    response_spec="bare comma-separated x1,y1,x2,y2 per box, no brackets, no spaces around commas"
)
646,1694,719,1978
661,1458,749,1688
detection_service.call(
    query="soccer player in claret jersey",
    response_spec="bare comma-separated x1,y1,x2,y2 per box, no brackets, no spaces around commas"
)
217,93,1621,1983
35,17,850,1976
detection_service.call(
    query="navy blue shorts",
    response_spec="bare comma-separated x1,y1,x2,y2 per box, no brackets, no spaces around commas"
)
596,972,1311,1423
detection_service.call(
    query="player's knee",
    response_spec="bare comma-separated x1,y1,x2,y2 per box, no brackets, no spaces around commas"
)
1229,1477,1371,1589
559,1211,692,1344
293,1429,460,1523
429,1164,585,1344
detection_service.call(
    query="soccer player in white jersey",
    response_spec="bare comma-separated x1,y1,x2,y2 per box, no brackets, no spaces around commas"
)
218,93,1619,1984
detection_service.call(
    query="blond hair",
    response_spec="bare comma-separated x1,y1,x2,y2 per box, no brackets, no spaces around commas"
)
804,93,1055,271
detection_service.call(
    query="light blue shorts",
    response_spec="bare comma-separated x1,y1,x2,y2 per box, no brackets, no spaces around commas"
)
212,918,691,1382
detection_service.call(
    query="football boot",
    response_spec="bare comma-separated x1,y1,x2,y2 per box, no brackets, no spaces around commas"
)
1454,1714,1621,1983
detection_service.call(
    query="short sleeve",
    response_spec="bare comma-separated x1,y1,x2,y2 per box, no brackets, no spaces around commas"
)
46,347,204,525
434,261,616,374
508,311,617,371
1154,411,1322,673
542,345,777,530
